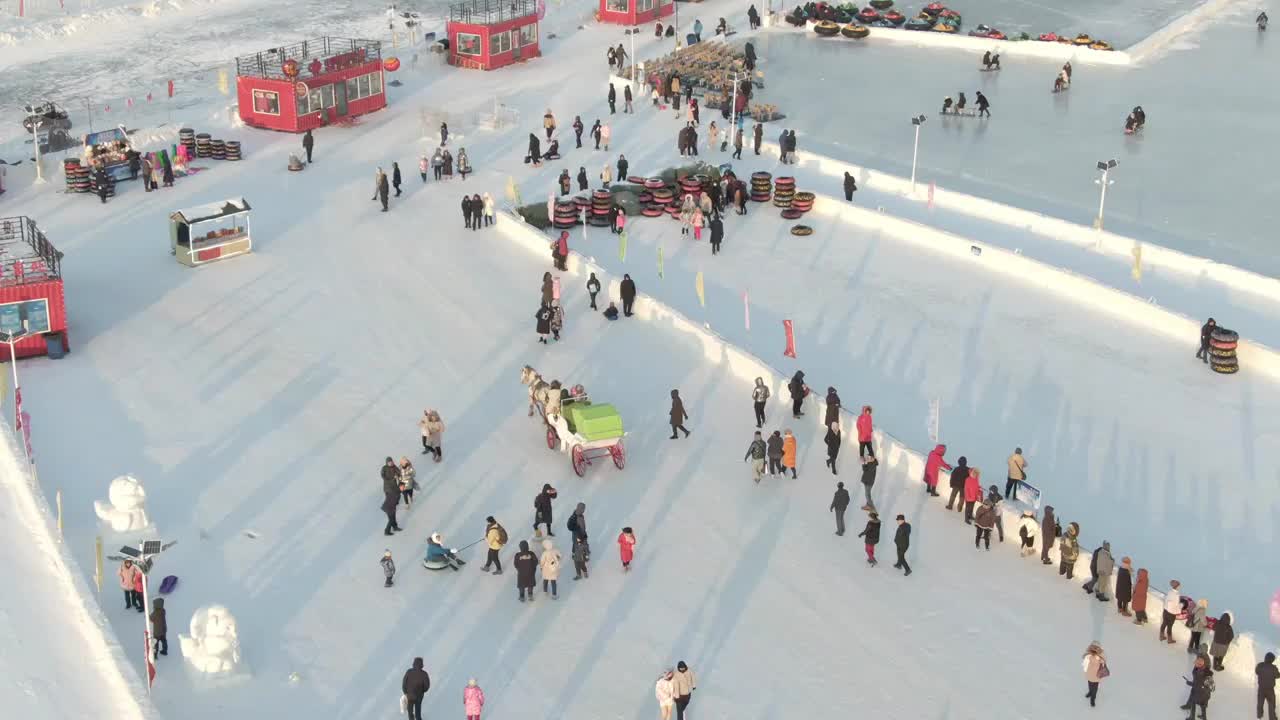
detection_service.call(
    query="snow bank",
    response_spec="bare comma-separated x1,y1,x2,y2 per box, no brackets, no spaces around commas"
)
761,139,1280,332
496,209,1275,678
0,420,155,719
1126,0,1238,63
772,24,1132,65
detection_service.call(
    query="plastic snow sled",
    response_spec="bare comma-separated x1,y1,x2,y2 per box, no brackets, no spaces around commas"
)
923,2,946,16
932,23,957,32
1089,40,1113,51
1072,33,1092,45
904,16,933,30
869,0,893,9
842,23,870,38
790,224,814,236
158,575,179,594
814,20,840,35
856,8,880,22
884,10,906,25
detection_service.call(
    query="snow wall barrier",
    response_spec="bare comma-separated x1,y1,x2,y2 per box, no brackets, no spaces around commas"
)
800,24,1133,65
0,419,155,718
496,209,1276,678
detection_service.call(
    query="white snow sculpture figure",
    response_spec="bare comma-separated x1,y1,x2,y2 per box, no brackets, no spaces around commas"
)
180,605,242,674
93,475,150,533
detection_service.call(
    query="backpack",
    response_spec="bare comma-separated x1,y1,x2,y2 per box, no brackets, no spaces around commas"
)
495,524,508,545
567,514,579,534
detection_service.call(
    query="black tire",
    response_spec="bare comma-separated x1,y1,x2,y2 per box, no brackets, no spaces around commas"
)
791,224,813,236
1211,328,1238,343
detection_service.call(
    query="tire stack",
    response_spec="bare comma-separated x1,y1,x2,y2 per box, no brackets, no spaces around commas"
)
648,179,675,218
589,190,613,228
750,171,772,202
773,176,796,211
552,199,579,230
179,128,197,157
1209,328,1239,375
210,139,226,160
224,140,242,161
63,159,90,194
196,133,212,158
783,191,815,220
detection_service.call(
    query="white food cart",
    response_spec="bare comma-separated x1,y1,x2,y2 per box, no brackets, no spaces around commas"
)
170,198,253,267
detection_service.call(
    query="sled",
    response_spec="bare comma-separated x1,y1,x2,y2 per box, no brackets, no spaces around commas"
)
422,556,466,571
940,110,979,117
158,575,179,594
979,67,1001,72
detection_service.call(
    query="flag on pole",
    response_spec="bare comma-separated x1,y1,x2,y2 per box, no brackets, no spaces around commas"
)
657,246,664,278
1131,243,1143,282
167,79,175,98
146,92,153,102
619,230,627,261
928,181,936,209
743,291,750,330
695,272,705,308
127,98,134,108
927,398,940,442
217,69,229,96
783,320,797,358
14,387,22,430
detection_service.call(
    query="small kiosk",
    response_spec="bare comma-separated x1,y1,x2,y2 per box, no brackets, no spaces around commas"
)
170,199,253,268
236,37,386,132
446,0,542,71
598,0,674,26
83,127,135,182
0,217,69,360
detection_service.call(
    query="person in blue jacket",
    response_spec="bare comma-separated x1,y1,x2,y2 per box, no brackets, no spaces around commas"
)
423,532,466,571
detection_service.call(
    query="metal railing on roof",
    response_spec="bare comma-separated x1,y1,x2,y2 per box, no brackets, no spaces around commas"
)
448,0,538,25
234,37,383,79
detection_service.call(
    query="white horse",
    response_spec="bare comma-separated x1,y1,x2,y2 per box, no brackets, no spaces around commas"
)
520,365,558,418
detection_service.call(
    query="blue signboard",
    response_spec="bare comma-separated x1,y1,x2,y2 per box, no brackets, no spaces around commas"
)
0,299,50,336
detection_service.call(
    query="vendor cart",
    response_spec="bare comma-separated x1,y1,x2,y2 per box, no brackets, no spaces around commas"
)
82,126,134,182
545,397,626,477
170,199,253,267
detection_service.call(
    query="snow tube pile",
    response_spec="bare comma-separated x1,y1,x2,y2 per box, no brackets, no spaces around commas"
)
224,140,242,161
552,200,580,229
842,23,871,38
642,205,664,217
884,10,906,25
869,0,893,9
1210,328,1240,374
773,176,796,208
572,195,591,210
638,192,653,203
791,224,814,236
588,190,613,227
750,171,772,202
814,20,841,36
650,187,675,205
64,159,90,193
678,176,704,198
666,204,682,219
791,191,815,213
644,177,666,190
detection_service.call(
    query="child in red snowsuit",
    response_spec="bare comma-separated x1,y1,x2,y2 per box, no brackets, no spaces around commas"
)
618,527,636,571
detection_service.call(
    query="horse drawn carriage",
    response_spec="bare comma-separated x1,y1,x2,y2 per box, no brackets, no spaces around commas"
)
521,365,626,477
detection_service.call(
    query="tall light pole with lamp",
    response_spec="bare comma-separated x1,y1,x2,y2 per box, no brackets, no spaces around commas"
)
909,114,926,194
0,319,29,433
22,105,47,185
1094,159,1117,231
118,539,174,693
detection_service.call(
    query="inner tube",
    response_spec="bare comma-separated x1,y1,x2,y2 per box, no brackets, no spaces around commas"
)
1209,339,1237,351
988,30,1006,39
936,14,959,26
751,171,772,180
856,8,880,22
842,23,871,37
642,205,663,217
781,208,804,219
1073,33,1092,45
790,224,814,236
1211,328,1239,342
933,23,956,32
885,10,906,24
638,192,653,203
1038,32,1058,41
1090,40,1113,50
785,13,806,26
627,175,645,184
905,17,932,30
644,177,665,189
869,0,893,9
814,20,840,35
923,2,945,16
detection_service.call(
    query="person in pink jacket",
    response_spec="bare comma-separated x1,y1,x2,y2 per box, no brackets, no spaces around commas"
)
856,406,874,458
463,678,484,720
692,208,704,240
962,467,983,524
922,444,950,497
618,526,637,571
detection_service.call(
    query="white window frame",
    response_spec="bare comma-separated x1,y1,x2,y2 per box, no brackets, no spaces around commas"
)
252,89,281,116
370,71,383,95
491,30,512,54
607,0,628,11
519,23,538,46
456,32,482,56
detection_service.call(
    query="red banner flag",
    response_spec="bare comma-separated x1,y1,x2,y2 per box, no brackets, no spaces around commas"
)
14,387,22,430
783,320,796,358
146,92,152,102
167,80,175,98
104,104,111,113
127,98,133,108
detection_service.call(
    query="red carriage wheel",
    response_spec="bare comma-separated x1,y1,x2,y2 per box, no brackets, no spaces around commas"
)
571,445,587,477
611,440,626,469
546,427,559,450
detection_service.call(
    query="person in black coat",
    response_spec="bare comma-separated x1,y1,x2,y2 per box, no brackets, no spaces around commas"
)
392,162,403,196
381,457,402,535
824,422,841,475
302,129,314,163
1040,505,1057,564
860,454,878,509
893,514,912,576
787,371,807,417
558,169,571,196
709,216,724,254
514,540,539,601
402,658,431,720
624,84,633,113
527,133,541,165
857,512,881,566
150,597,168,656
620,273,637,316
576,166,589,192
127,152,141,180
573,116,584,148
462,195,474,229
669,389,690,439
617,155,629,181
843,171,857,201
535,304,552,344
1082,545,1103,594
591,120,602,149
824,387,841,427
830,481,850,535
534,483,557,536
753,122,763,155
1181,656,1213,718
607,83,617,114
1195,318,1216,363
586,273,601,310
747,5,760,30
976,91,991,118
945,456,969,511
1210,613,1234,670
1258,653,1279,720
1115,557,1134,616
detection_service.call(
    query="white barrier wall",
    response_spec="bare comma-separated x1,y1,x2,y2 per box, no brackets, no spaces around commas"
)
497,208,1273,677
811,24,1132,65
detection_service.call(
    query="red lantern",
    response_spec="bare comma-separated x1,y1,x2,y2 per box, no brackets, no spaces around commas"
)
308,58,322,76
384,57,401,72
282,59,300,78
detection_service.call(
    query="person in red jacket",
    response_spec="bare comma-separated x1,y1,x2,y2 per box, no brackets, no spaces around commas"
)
618,527,637,571
963,467,983,524
856,406,875,459
553,231,570,271
922,444,950,496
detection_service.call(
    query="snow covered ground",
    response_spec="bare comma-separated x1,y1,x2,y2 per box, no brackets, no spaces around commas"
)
2,0,1278,716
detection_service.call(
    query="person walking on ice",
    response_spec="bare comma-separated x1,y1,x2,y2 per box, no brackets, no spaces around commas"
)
893,514,912,576
744,430,767,483
381,549,396,587
860,453,878,510
824,421,841,474
514,540,538,602
402,657,431,720
572,535,590,579
618,526,637,571
481,516,506,575
858,511,881,565
752,377,770,427
1082,642,1107,708
539,538,562,598
418,409,445,461
1017,510,1039,557
655,670,676,720
463,678,485,720
672,661,697,720
830,481,850,535
782,429,798,478
669,389,691,439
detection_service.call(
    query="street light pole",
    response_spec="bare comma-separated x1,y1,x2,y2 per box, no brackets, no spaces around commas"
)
910,114,926,194
1094,159,1117,231
24,107,46,185
1,323,28,429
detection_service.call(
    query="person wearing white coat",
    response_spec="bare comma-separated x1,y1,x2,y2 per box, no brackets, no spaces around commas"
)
1017,511,1039,557
655,671,676,720
482,192,495,227
539,538,562,598
1160,579,1183,644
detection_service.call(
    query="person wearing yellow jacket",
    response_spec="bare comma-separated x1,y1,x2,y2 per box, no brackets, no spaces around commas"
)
781,429,798,478
481,516,506,575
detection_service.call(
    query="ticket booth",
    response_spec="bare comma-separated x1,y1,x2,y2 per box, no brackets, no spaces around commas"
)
598,0,674,26
236,37,387,132
447,0,542,70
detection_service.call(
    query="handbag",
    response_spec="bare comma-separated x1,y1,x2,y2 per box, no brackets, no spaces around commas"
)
1097,660,1111,679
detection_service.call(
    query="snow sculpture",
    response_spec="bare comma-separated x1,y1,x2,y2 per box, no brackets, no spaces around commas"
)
180,605,242,674
93,475,151,533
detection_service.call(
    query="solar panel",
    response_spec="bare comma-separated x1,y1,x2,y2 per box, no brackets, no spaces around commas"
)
142,540,163,556
118,545,141,558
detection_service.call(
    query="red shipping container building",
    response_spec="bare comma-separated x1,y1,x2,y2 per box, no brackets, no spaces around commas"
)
447,0,542,71
236,37,387,133
0,217,68,360
597,0,674,26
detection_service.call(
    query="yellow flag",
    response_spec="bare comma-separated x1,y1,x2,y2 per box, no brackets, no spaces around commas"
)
217,69,229,96
1131,243,1143,282
695,271,705,308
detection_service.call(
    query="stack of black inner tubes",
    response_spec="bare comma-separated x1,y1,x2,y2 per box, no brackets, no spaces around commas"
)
773,176,796,210
1209,327,1239,374
589,190,613,227
210,139,226,160
750,171,772,202
64,159,90,193
552,199,579,229
224,140,242,161
195,133,212,158
179,128,196,157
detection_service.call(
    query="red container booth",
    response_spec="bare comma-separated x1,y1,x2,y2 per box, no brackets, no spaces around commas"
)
447,0,542,71
0,217,68,360
236,37,387,133
598,0,674,26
